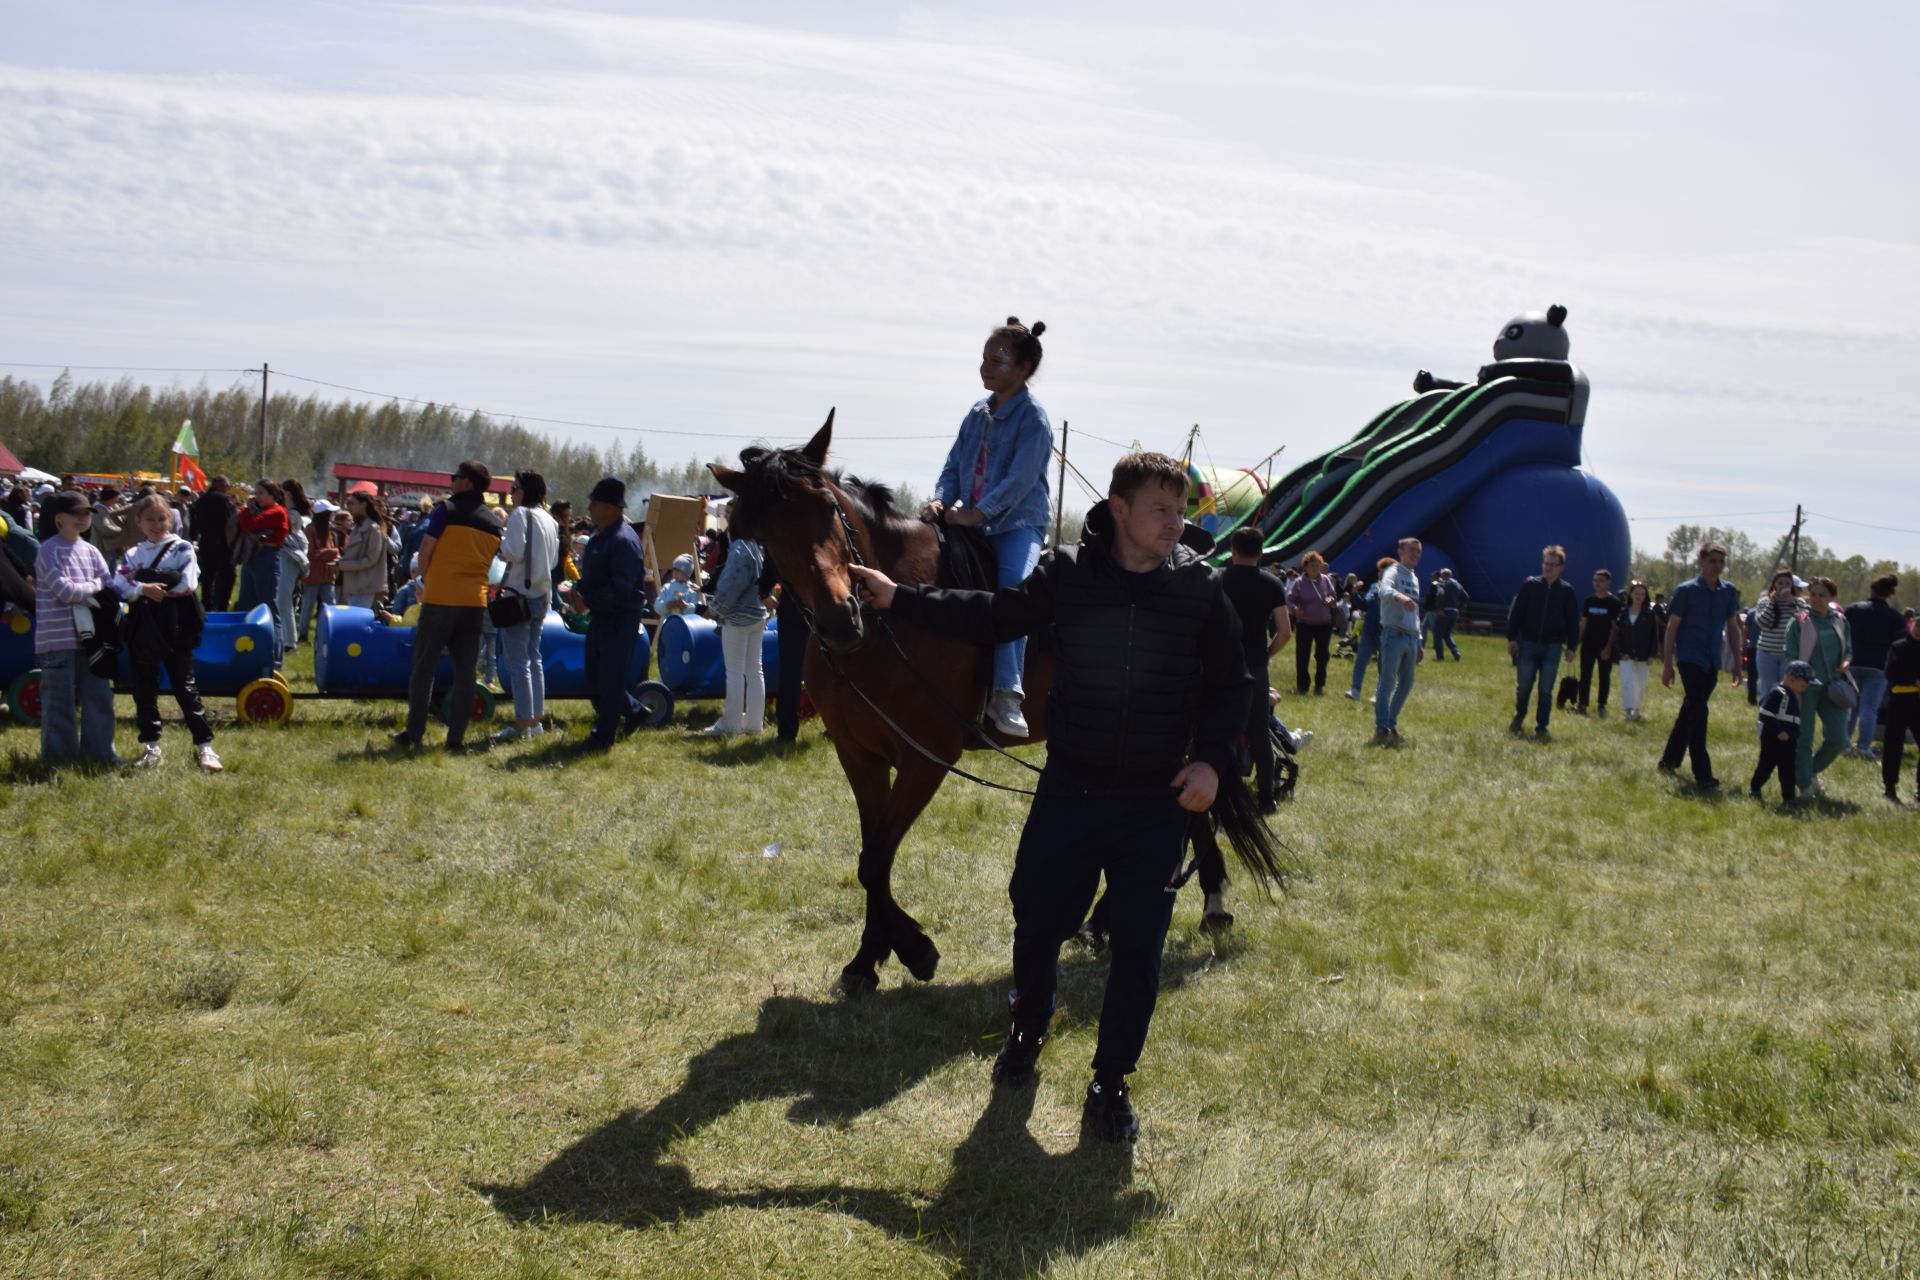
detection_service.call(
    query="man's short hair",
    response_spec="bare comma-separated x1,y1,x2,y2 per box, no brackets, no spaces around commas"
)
454,460,491,490
1543,544,1566,564
1871,572,1898,598
1108,452,1188,503
210,475,230,491
1698,540,1728,558
1229,526,1263,558
1397,536,1421,552
1594,568,1612,580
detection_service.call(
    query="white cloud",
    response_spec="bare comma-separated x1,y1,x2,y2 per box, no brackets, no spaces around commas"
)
0,5,1916,561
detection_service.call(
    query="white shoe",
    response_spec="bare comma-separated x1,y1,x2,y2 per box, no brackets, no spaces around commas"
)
195,744,223,773
1342,690,1358,701
1807,778,1825,798
699,722,735,737
135,743,164,769
1290,729,1313,750
491,726,523,745
988,690,1029,738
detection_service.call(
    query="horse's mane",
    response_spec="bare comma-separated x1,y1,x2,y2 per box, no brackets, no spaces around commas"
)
734,444,919,540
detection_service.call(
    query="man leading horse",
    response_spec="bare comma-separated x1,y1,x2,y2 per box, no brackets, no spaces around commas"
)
848,450,1268,1144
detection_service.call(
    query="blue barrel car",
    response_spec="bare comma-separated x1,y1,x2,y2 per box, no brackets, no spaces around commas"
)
315,605,667,727
655,614,781,700
3,604,285,727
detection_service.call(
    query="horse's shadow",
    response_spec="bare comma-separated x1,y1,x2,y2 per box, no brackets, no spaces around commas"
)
476,941,1228,1273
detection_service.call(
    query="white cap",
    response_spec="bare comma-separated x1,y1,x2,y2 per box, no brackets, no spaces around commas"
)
312,499,337,514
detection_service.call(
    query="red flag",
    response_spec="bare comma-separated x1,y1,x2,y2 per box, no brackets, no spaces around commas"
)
179,455,208,491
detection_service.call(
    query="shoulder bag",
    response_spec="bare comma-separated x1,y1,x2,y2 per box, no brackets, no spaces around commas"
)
488,513,535,628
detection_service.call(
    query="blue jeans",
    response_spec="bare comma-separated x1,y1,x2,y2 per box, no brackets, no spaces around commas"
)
498,594,550,723
1350,629,1380,696
39,647,119,765
1755,650,1786,702
1375,629,1418,731
276,550,302,649
1849,667,1889,752
297,582,334,642
345,593,378,610
1431,611,1460,658
1513,640,1564,728
988,525,1044,695
236,553,283,663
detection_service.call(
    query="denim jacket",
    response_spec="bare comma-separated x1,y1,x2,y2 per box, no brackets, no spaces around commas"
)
710,538,768,626
933,387,1054,535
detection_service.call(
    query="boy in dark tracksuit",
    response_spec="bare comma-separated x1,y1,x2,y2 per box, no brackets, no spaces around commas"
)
1881,620,1920,802
1752,660,1813,804
849,452,1251,1144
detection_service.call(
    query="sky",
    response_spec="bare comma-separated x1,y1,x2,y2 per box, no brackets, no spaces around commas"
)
2,1,1916,563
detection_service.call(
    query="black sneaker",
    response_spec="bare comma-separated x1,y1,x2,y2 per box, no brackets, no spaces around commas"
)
1534,725,1552,741
991,1025,1048,1088
390,730,421,750
1083,1074,1139,1143
1508,714,1525,735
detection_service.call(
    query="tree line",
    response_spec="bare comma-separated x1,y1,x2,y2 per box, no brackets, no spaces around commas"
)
0,371,733,511
1627,523,1914,610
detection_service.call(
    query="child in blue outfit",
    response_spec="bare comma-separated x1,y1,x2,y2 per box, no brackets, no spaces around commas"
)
1752,659,1814,805
654,553,703,616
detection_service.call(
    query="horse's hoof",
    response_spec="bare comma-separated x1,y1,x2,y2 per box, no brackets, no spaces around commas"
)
1200,910,1236,934
1071,927,1107,955
897,935,941,983
836,966,880,998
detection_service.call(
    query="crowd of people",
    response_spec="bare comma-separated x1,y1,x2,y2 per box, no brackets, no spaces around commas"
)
5,311,1916,1151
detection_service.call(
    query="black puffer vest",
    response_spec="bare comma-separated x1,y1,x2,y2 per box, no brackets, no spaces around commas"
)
1045,528,1221,783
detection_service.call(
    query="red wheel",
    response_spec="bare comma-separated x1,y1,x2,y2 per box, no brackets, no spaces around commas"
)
8,669,44,725
236,678,293,726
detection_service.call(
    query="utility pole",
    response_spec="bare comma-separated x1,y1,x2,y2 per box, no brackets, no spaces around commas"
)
258,362,269,478
1052,420,1068,551
1791,503,1803,573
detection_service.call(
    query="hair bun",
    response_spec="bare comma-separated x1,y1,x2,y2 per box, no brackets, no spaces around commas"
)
1005,315,1021,327
1030,321,1046,338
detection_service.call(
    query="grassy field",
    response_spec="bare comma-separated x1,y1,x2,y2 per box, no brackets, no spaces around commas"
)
3,632,1918,1278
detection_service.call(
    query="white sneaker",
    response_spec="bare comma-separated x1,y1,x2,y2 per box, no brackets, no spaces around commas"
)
1342,690,1358,701
1807,778,1825,798
699,722,735,737
988,690,1029,738
491,726,523,745
1290,729,1314,751
195,744,223,773
135,743,164,769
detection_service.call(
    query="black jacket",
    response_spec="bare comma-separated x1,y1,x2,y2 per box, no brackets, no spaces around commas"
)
1885,633,1920,690
892,516,1252,786
190,490,235,556
1614,607,1662,663
1844,597,1907,670
1506,576,1581,646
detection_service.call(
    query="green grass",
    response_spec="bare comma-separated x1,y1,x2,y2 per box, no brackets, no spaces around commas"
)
3,635,1918,1278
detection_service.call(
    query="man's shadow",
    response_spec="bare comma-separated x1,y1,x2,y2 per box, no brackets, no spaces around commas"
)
476,941,1228,1273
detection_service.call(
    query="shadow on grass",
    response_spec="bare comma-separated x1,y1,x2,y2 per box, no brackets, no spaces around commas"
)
477,945,1226,1273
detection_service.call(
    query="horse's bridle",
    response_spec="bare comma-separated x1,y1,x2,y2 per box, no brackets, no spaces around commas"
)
797,477,1043,793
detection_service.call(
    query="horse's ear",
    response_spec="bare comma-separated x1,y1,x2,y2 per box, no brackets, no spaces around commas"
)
709,463,744,494
801,408,835,466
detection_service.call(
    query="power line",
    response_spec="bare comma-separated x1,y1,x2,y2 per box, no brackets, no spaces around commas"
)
252,368,950,443
0,362,252,374
1805,511,1920,537
1626,509,1795,522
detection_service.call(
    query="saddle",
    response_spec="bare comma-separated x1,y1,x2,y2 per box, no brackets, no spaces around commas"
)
931,521,997,593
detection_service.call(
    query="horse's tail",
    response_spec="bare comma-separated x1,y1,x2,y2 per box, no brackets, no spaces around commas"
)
1212,767,1296,895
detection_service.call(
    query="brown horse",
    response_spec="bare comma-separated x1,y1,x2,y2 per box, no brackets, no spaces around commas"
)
711,410,1054,995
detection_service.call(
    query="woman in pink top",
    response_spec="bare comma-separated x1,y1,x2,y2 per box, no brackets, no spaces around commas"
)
1285,551,1338,695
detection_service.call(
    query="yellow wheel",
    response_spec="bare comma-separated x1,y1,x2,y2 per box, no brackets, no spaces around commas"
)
236,678,294,726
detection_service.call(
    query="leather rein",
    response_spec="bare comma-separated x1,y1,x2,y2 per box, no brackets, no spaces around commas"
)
800,482,1041,795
